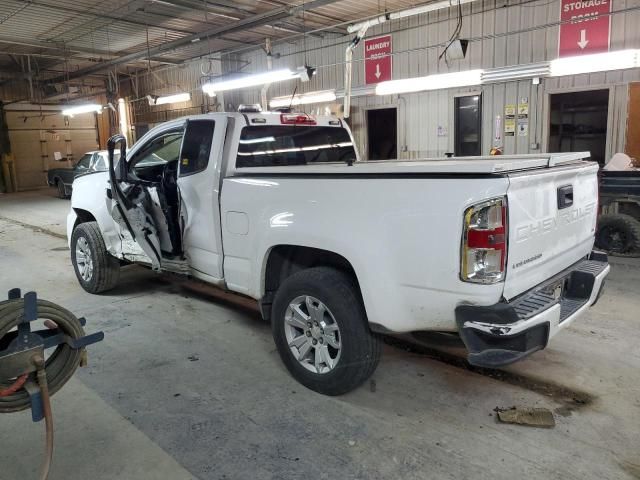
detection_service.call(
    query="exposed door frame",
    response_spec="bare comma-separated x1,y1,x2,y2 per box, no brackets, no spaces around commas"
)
542,85,614,161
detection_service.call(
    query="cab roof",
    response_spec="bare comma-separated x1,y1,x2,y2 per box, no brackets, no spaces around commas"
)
161,111,344,128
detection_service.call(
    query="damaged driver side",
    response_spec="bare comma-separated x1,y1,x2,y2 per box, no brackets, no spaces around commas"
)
107,127,185,271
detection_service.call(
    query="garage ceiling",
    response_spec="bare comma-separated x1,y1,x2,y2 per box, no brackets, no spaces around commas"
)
0,0,421,85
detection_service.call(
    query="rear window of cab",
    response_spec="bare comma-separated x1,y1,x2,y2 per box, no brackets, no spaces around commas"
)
236,125,356,168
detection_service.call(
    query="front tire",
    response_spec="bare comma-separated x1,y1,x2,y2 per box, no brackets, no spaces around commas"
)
271,267,381,396
71,221,120,293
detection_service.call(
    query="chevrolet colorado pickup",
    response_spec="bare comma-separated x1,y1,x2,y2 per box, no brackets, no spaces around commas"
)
66,111,609,395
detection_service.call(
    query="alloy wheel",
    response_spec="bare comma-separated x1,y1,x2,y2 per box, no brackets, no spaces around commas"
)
284,295,341,374
75,237,94,281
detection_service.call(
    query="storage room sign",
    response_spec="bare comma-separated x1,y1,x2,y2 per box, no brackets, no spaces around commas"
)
559,0,611,57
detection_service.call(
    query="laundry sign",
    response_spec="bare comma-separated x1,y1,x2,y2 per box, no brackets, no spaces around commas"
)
364,35,392,85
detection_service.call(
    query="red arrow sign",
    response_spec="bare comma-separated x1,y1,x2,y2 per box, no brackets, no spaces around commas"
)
364,35,392,85
559,0,611,57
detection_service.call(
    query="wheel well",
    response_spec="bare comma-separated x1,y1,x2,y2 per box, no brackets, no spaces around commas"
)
260,245,361,321
73,208,96,231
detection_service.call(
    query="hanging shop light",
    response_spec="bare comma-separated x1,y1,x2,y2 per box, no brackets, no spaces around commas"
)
202,69,298,97
481,62,550,83
147,92,191,106
61,104,103,117
376,69,483,95
269,90,337,108
549,49,640,77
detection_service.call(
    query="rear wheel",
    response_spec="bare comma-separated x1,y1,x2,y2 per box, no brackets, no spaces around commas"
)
271,267,381,395
596,214,640,254
71,221,120,293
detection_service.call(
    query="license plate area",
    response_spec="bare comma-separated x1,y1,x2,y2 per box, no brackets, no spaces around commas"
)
538,279,565,302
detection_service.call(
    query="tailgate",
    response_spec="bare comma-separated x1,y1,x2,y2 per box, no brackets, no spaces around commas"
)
503,161,599,300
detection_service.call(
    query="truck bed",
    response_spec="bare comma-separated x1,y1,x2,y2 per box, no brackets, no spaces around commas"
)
232,152,590,175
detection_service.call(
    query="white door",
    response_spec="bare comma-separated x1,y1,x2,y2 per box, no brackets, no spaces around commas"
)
176,118,227,281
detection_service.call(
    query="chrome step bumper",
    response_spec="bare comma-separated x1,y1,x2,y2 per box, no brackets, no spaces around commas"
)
455,251,609,368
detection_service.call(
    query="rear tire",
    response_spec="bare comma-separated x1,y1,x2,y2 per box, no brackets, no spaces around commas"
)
596,214,640,254
71,221,120,293
271,267,381,396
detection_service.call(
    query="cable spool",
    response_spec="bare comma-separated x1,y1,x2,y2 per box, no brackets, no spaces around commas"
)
0,290,104,480
0,298,85,412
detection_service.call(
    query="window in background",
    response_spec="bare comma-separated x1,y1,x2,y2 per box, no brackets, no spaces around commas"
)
455,95,482,156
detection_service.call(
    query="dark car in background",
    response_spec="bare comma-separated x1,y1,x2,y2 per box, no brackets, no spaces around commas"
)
47,150,113,198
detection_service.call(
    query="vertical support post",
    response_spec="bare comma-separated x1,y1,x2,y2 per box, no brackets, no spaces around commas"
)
260,38,273,111
344,24,369,119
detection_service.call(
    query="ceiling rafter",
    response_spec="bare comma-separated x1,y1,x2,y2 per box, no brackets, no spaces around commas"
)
46,0,343,83
0,36,183,65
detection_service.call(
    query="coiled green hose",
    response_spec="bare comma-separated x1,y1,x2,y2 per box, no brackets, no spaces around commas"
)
0,298,85,413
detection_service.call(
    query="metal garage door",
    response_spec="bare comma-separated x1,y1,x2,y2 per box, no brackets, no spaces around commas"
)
5,109,99,190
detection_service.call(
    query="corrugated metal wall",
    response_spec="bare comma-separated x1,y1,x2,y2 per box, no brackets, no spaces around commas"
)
126,59,223,128
229,0,640,159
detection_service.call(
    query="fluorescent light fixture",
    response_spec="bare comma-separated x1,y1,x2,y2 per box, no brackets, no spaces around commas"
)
148,92,191,106
550,49,640,77
481,62,550,83
376,69,483,95
202,69,297,97
61,103,103,116
269,90,337,108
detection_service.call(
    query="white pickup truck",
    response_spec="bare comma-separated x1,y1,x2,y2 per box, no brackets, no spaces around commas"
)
67,111,609,395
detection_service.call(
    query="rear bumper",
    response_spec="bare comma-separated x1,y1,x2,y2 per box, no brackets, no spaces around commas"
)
455,251,609,368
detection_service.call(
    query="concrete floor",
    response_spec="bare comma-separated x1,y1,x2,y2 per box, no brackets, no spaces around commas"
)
0,188,639,480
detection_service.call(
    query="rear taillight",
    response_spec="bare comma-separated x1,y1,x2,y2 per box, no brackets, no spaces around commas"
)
280,113,316,125
461,197,508,284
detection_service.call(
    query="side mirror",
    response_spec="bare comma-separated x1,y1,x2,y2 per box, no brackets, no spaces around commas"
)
107,134,127,181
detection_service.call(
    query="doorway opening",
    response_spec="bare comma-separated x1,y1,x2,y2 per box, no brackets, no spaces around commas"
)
454,95,482,156
548,89,609,165
367,108,397,160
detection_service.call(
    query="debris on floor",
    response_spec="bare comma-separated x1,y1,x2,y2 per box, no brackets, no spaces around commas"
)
494,407,556,428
